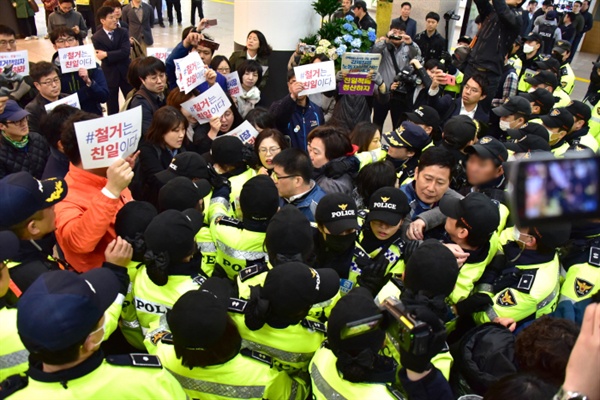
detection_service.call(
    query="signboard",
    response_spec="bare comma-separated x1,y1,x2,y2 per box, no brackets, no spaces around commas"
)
224,71,242,97
147,47,173,63
174,51,207,94
294,60,336,96
0,50,29,76
58,44,97,73
75,106,142,169
338,74,375,96
340,53,381,73
44,93,81,112
180,84,232,124
220,120,259,145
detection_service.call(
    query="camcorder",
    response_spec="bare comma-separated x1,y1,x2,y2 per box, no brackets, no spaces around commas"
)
0,65,25,97
340,279,434,356
393,66,422,95
507,152,600,226
443,10,461,21
299,44,316,54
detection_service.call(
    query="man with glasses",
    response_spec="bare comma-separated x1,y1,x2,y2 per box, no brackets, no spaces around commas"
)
0,25,37,109
0,100,50,179
47,0,88,45
128,56,167,135
25,62,68,134
50,27,109,116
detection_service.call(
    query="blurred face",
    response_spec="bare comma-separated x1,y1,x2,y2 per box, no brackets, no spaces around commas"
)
354,7,365,18
100,12,117,31
370,219,403,240
53,34,78,49
466,154,502,186
241,70,259,90
462,78,485,106
257,137,281,169
528,2,537,11
180,107,196,125
308,137,328,169
583,1,589,11
368,130,381,151
219,108,235,132
0,34,16,52
193,45,213,65
141,71,166,94
414,165,451,204
342,0,352,12
401,5,411,18
246,33,260,51
425,18,438,33
547,125,567,145
34,72,61,101
59,1,74,13
0,261,9,297
113,7,122,19
163,123,185,150
500,114,525,130
573,2,581,12
216,60,230,75
0,116,29,140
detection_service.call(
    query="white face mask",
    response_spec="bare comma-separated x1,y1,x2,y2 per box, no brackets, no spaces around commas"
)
499,120,512,131
528,87,537,93
548,128,561,144
88,317,106,349
512,226,532,245
523,43,535,54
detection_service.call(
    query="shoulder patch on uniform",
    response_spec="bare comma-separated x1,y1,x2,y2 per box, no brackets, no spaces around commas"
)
192,273,207,286
228,298,248,313
497,289,518,307
575,278,595,298
106,354,162,368
514,269,538,294
239,263,269,282
149,329,170,345
588,246,600,267
240,348,273,366
357,209,368,220
160,332,174,345
217,216,244,229
301,319,327,333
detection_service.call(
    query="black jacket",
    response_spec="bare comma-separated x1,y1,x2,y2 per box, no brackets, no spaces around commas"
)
428,92,490,127
129,86,166,136
9,235,61,294
25,93,68,134
355,12,377,31
0,132,50,179
414,30,446,63
136,142,185,203
91,27,131,88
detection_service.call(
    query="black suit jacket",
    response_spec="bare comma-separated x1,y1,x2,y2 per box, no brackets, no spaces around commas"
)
92,27,131,87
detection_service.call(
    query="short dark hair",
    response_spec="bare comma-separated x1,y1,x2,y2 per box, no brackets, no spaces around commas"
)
356,161,397,205
40,104,79,149
30,61,59,82
102,0,122,9
62,111,99,165
137,56,166,80
127,58,143,91
307,126,353,162
401,1,411,7
286,69,296,82
565,11,576,21
574,0,582,5
209,55,231,72
350,121,379,153
272,148,313,184
426,12,440,22
58,0,74,4
484,374,557,400
245,107,275,130
0,24,16,37
417,146,455,179
237,59,263,87
49,26,76,44
455,218,493,248
245,30,272,58
181,26,194,42
166,88,198,108
390,20,407,31
254,129,288,159
96,6,115,21
467,73,489,97
145,106,189,147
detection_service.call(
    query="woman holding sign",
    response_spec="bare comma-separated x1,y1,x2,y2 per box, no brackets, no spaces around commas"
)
229,31,271,90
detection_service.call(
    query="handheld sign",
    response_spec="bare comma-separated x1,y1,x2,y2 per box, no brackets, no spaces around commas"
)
75,106,142,169
174,51,207,94
58,44,97,73
180,84,232,124
44,93,81,112
338,74,375,96
146,47,173,63
0,50,30,76
294,60,336,96
220,120,259,145
341,53,381,74
224,71,242,98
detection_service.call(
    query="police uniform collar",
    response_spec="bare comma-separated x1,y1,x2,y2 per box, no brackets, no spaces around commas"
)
503,242,556,265
13,234,57,264
168,254,203,276
27,349,104,384
242,217,268,233
464,241,491,264
476,174,506,192
567,125,589,144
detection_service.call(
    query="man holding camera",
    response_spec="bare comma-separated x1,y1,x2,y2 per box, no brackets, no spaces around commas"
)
372,20,422,131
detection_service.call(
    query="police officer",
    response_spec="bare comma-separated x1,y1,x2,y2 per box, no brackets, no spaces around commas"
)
535,107,575,156
534,57,572,108
490,96,532,140
382,121,432,186
551,40,575,96
519,88,556,117
518,33,545,93
404,105,440,146
565,100,599,153
526,70,571,107
5,268,187,399
145,277,308,399
504,122,553,154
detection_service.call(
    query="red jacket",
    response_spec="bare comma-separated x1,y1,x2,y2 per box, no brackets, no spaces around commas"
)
55,164,132,272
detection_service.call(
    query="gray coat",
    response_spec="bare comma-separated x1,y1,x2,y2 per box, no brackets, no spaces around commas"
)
121,2,154,46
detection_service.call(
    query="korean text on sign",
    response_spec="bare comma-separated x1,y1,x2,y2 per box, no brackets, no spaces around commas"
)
220,120,259,145
0,50,30,76
225,71,242,98
58,44,97,73
174,51,207,94
147,47,173,63
340,53,381,74
74,106,142,169
44,93,81,112
294,60,336,96
180,84,232,124
338,74,375,96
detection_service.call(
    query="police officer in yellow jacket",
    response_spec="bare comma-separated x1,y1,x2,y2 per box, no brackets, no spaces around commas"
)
382,122,433,187
4,268,187,399
536,107,575,156
551,40,575,96
564,100,599,153
144,277,308,400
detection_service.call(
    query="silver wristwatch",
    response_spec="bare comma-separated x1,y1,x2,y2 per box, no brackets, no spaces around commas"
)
554,388,588,400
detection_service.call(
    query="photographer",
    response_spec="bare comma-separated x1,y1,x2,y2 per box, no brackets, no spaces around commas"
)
372,20,422,131
388,59,435,122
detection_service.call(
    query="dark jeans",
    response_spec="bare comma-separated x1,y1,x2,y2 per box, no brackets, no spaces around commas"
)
373,96,404,132
77,5,94,33
166,0,182,24
17,16,37,37
150,0,164,24
191,0,203,25
107,80,133,115
463,63,502,116
567,32,583,63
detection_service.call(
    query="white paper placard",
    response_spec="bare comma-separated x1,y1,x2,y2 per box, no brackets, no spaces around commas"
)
58,44,97,73
44,93,81,112
174,51,207,94
341,53,381,73
224,71,242,97
220,120,259,145
180,84,232,124
294,60,336,96
146,47,173,63
0,50,29,76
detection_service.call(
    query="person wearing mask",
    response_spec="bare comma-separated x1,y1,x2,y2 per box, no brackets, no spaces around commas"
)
382,121,432,187
0,101,49,179
352,0,377,31
519,87,555,116
517,33,544,93
229,30,272,90
121,0,154,53
390,1,416,39
503,122,552,154
128,57,167,135
414,12,446,63
539,107,575,156
551,40,576,96
526,70,570,107
332,0,354,20
49,27,109,116
47,0,87,43
144,277,308,399
25,62,68,134
269,69,324,151
254,129,288,176
428,73,490,126
490,95,531,139
564,100,598,152
271,148,326,222
308,126,355,196
91,6,132,115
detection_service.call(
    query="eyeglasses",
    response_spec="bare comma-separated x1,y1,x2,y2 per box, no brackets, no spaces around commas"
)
146,72,166,83
258,146,280,155
55,37,77,44
0,39,16,48
217,67,231,74
39,77,61,86
272,173,298,183
6,117,28,126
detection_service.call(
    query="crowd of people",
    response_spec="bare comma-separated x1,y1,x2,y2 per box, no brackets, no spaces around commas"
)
1,0,600,398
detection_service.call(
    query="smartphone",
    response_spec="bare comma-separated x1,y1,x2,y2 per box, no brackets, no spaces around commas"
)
206,19,218,27
199,39,220,51
443,74,456,86
509,153,600,225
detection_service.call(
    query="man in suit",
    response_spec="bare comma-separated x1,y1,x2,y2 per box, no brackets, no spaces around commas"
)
121,0,154,54
92,6,132,115
521,0,538,37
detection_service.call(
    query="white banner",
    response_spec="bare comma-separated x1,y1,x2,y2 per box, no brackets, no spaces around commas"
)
224,71,242,98
220,120,259,145
147,47,173,63
0,50,29,76
44,93,81,112
174,51,207,94
180,84,232,124
294,60,336,96
58,44,97,73
340,53,381,73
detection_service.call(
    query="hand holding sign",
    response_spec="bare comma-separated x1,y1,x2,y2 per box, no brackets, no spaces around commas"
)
180,84,232,124
58,44,97,73
174,51,207,94
294,60,336,96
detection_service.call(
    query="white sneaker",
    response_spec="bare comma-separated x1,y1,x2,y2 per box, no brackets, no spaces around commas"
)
24,36,32,41
33,36,39,40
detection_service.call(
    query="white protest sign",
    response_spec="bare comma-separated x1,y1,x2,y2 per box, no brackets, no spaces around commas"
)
180,84,232,124
44,93,81,112
74,106,142,169
0,50,29,76
294,60,336,96
220,120,259,145
174,51,207,94
340,53,381,73
147,47,173,63
224,71,242,98
58,44,97,73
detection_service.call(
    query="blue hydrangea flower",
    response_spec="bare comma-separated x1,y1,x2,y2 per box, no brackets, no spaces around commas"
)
351,38,362,48
336,44,348,56
343,34,353,43
367,31,377,42
355,29,362,35
345,14,354,22
334,37,342,45
342,23,353,31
